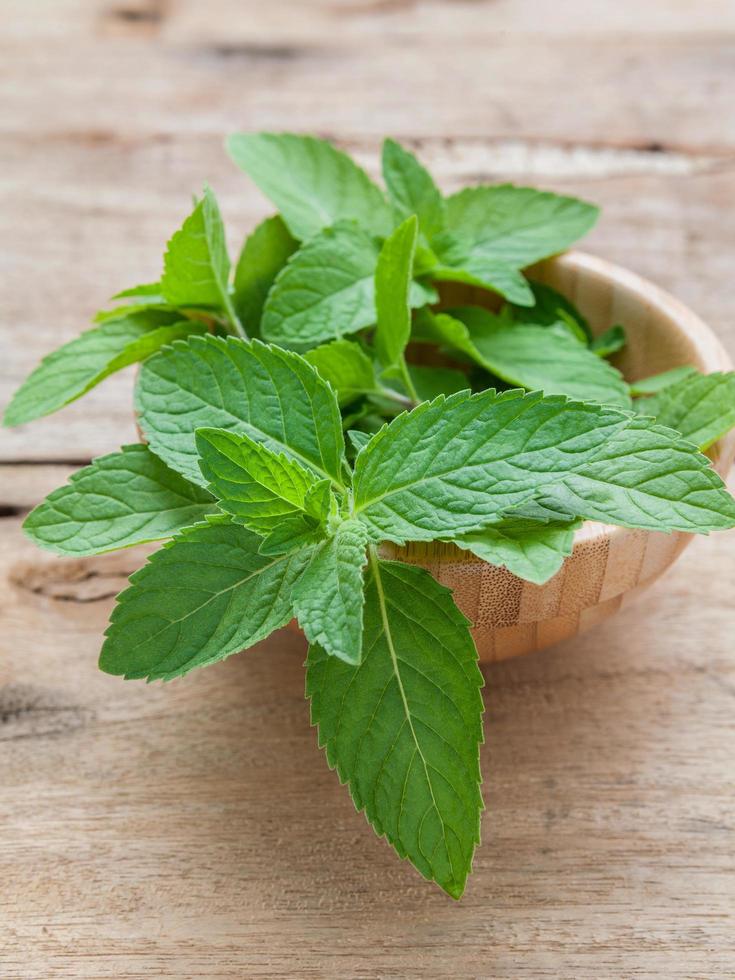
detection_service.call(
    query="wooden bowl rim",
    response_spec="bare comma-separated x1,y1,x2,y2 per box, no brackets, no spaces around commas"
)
538,250,733,549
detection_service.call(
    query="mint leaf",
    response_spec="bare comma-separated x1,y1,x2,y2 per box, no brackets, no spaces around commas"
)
445,185,599,267
100,518,312,681
590,324,626,358
353,389,631,543
23,445,215,557
428,232,534,306
347,429,372,453
381,138,445,239
257,516,324,556
534,417,735,532
94,299,174,323
306,557,483,898
136,336,346,489
3,312,202,427
195,426,330,535
510,281,592,342
634,371,735,451
374,215,419,376
227,132,392,239
233,215,297,334
113,282,163,299
452,516,581,585
161,186,243,335
305,339,376,406
447,306,631,408
629,365,698,396
262,222,431,351
261,222,379,350
293,519,368,664
408,364,469,402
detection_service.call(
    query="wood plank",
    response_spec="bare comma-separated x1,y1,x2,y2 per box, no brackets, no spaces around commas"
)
1,504,734,978
3,2,735,975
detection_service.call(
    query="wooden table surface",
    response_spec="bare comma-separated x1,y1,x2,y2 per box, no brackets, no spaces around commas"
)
2,2,735,977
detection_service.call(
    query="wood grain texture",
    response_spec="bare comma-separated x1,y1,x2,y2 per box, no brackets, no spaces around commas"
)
1,0,735,976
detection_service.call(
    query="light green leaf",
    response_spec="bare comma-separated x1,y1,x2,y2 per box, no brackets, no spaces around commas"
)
429,232,534,305
452,516,581,585
293,519,368,665
3,312,202,427
634,371,735,451
261,222,379,350
233,214,297,334
306,557,483,898
227,132,392,239
23,445,215,557
305,339,376,406
629,365,698,397
353,389,631,543
511,281,592,342
94,299,175,323
374,215,419,370
534,417,735,532
590,324,626,358
447,306,631,408
136,335,346,489
195,426,330,535
161,187,242,333
99,518,312,681
408,364,469,402
445,184,599,267
381,138,445,238
113,282,163,300
97,283,171,320
261,222,430,351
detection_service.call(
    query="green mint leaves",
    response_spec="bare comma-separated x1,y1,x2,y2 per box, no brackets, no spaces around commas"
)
135,335,346,489
3,312,203,427
634,370,735,451
23,445,216,556
227,132,393,239
307,557,483,899
444,184,599,268
7,131,735,901
161,186,243,336
99,518,312,682
382,138,445,239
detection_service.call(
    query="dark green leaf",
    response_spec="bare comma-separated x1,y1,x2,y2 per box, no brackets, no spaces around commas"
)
307,557,483,898
233,214,297,334
100,518,312,681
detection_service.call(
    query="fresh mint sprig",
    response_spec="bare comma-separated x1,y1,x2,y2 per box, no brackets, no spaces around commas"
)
6,132,735,899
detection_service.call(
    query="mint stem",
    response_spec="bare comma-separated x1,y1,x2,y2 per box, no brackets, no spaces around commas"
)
398,357,420,403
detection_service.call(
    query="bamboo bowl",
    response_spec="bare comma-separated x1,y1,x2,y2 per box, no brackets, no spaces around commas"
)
382,250,735,663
